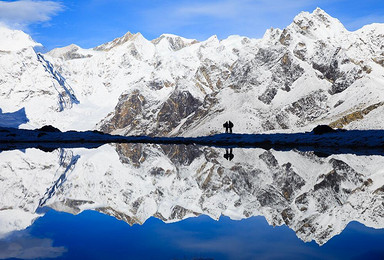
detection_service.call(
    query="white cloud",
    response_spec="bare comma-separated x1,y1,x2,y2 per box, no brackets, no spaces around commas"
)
0,232,66,259
0,0,63,29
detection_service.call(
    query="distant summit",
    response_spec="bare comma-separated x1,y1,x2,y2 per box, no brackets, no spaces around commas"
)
93,31,144,51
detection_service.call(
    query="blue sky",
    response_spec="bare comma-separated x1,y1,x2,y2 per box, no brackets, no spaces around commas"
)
0,0,384,51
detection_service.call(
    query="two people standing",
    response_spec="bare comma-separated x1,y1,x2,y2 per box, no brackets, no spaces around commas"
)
223,121,234,133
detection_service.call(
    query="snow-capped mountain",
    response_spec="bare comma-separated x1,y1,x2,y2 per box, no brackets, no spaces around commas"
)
0,145,383,245
1,8,384,135
0,27,79,128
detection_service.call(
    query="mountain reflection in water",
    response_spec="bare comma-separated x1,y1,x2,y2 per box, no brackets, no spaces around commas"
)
0,144,383,258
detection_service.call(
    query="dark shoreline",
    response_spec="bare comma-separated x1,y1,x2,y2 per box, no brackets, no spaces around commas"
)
1,127,384,155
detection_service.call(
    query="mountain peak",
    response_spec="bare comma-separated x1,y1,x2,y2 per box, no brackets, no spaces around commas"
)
47,44,94,60
0,26,40,52
313,7,328,15
152,34,198,51
93,31,146,52
290,8,347,37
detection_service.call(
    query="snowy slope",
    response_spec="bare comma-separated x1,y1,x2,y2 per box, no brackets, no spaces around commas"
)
0,27,38,52
0,26,79,129
0,145,383,245
1,9,384,135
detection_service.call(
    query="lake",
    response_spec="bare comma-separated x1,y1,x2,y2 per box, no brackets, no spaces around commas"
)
0,144,383,259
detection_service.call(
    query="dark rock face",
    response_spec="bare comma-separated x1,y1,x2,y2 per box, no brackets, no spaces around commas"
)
156,90,202,135
63,48,92,60
272,53,304,92
96,207,138,225
255,49,304,104
258,87,277,105
285,91,328,126
99,89,202,136
149,167,166,176
262,90,329,131
60,199,94,214
279,29,292,46
148,80,164,90
293,42,307,61
254,48,281,65
257,187,286,207
178,93,221,135
275,162,306,200
329,102,384,129
311,48,362,95
100,90,146,133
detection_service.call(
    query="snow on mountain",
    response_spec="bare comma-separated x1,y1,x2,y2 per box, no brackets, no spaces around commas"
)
0,145,383,245
0,27,40,52
47,44,95,60
151,34,199,52
1,8,384,135
0,26,79,129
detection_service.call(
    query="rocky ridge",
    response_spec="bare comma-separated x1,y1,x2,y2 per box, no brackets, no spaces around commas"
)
1,9,384,134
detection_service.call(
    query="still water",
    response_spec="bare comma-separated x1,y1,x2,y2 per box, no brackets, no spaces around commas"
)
0,144,383,259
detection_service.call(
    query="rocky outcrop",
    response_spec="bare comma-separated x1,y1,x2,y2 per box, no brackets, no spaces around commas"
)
94,32,141,52
100,90,147,133
312,55,362,95
285,91,328,126
156,90,202,135
329,102,384,128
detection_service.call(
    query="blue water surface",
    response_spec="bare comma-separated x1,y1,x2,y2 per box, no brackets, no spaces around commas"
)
5,209,382,260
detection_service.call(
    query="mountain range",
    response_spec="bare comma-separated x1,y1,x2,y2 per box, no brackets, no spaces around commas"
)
1,8,384,136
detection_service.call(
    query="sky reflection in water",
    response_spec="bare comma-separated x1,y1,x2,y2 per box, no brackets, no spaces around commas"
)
11,210,383,260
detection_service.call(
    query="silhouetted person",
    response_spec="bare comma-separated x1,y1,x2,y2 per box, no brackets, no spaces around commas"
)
223,121,229,133
224,148,234,161
223,121,234,133
228,121,233,133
